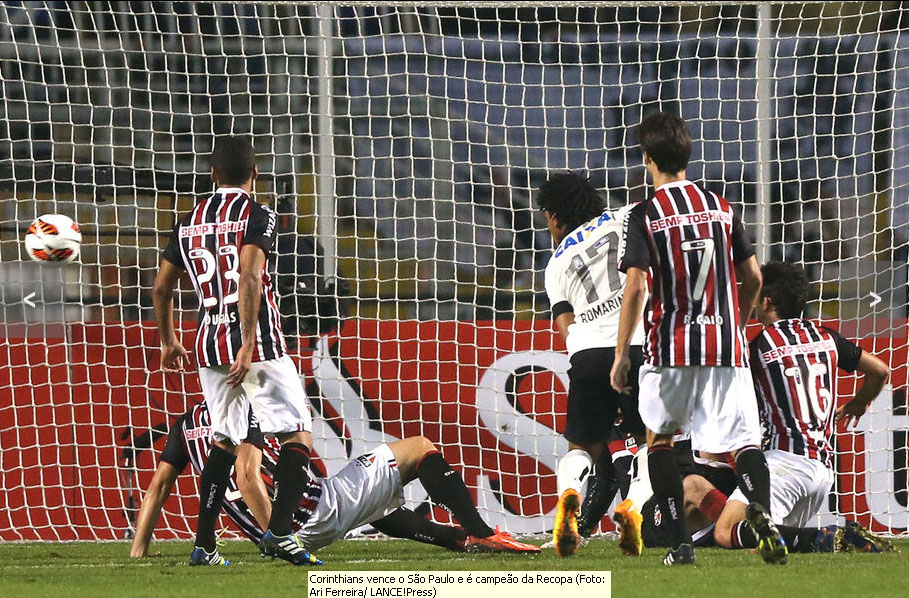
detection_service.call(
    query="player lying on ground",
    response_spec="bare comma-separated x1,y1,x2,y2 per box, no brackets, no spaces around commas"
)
612,112,780,566
713,261,890,551
153,136,318,566
129,402,540,559
610,436,893,554
537,171,646,557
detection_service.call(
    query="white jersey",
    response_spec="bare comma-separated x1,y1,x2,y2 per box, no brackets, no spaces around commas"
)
544,205,645,356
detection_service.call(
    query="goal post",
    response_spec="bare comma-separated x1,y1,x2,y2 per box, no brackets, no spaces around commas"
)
0,1,907,541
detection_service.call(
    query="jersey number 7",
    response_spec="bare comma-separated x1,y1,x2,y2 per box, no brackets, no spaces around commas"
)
566,230,621,303
680,238,715,301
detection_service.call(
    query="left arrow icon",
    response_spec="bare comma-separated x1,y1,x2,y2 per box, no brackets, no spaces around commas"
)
23,292,36,308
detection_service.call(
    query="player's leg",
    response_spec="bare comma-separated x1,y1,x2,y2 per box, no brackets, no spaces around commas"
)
613,442,649,556
391,436,539,553
578,445,621,538
370,508,467,552
692,366,785,564
192,366,250,566
637,364,694,565
247,356,320,565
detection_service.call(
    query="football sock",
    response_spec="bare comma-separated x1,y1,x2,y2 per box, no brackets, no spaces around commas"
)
730,520,759,549
417,451,494,538
700,489,728,523
195,444,237,552
268,442,312,536
612,452,634,498
624,444,653,509
371,508,467,551
779,525,822,553
647,444,691,548
734,447,771,512
556,449,593,495
578,453,619,536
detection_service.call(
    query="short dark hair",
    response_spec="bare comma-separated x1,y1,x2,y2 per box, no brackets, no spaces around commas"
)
637,112,692,174
760,261,812,318
211,135,256,186
536,171,605,233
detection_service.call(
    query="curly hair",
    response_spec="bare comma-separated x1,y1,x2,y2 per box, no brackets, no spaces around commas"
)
536,171,605,234
760,261,812,319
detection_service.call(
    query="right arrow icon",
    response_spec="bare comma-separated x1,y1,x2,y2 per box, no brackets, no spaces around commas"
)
869,292,881,307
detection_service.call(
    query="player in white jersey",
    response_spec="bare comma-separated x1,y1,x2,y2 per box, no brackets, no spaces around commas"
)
538,172,646,556
153,136,316,567
130,403,540,558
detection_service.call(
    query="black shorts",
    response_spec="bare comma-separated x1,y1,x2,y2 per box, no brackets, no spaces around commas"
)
563,346,644,445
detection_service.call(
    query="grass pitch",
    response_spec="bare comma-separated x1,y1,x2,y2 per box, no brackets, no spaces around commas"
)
1,538,905,598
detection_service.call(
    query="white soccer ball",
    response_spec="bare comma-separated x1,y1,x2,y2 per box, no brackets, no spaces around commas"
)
24,214,82,264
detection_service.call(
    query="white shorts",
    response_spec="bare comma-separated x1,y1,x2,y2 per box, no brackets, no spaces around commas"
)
297,444,405,551
729,450,834,527
638,364,761,453
198,355,313,445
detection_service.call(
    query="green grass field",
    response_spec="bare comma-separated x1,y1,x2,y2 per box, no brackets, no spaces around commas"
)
1,538,905,598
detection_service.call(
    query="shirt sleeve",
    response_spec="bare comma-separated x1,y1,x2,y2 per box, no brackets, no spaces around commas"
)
618,202,651,273
243,202,278,255
823,327,863,373
158,414,191,472
544,257,573,317
161,220,185,269
731,209,755,265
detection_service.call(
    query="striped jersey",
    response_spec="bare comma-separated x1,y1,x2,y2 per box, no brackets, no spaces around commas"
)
618,180,754,367
159,403,322,542
162,187,286,367
749,319,862,468
544,205,645,356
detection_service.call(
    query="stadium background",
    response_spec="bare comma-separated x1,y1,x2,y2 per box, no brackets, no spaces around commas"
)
1,2,908,541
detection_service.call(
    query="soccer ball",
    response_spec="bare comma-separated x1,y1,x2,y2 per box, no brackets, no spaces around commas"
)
24,214,82,264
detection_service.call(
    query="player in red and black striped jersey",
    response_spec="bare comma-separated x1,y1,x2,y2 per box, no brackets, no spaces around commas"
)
129,403,303,556
161,187,284,367
712,262,890,549
129,402,540,558
152,136,316,566
611,112,778,566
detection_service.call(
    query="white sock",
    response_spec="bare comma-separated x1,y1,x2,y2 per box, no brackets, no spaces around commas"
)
557,449,593,496
623,445,653,511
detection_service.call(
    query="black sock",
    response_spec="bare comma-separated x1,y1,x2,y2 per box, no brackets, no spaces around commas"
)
417,452,494,538
195,444,236,552
613,453,634,499
730,520,759,548
371,508,467,551
779,525,821,553
268,442,311,536
734,447,771,512
648,445,690,548
578,453,619,537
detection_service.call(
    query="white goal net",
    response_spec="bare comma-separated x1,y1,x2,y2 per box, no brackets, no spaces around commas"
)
0,1,907,541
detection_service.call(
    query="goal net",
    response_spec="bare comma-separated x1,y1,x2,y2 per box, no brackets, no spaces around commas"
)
1,2,907,541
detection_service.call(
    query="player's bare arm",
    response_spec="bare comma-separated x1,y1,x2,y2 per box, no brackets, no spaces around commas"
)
836,351,890,428
734,255,762,329
152,259,189,372
610,266,647,394
129,461,180,558
227,244,267,388
554,312,574,342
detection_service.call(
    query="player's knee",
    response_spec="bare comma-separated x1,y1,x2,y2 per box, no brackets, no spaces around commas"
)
413,435,438,457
